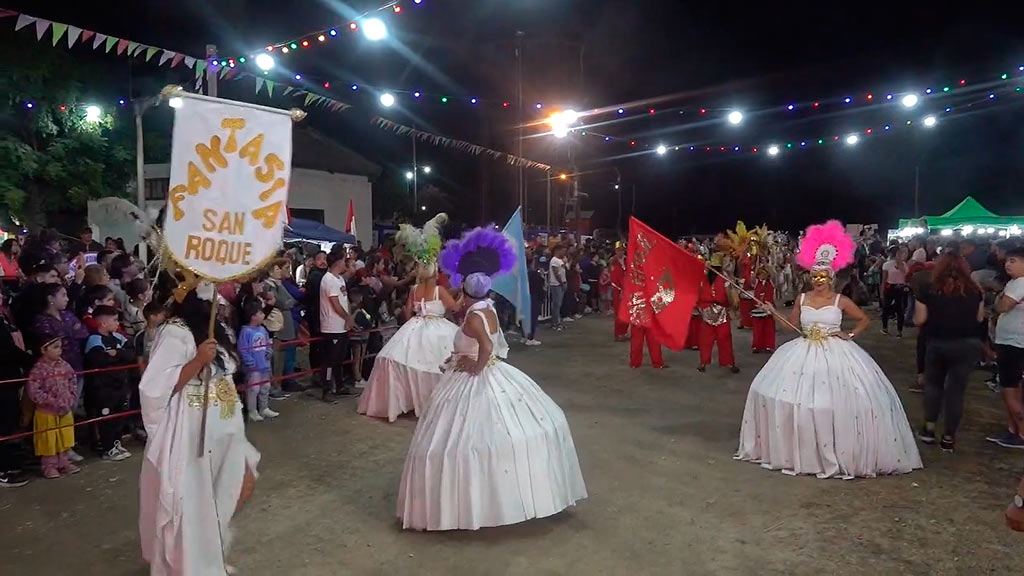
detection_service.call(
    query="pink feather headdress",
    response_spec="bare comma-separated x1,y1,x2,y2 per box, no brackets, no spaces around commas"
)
796,220,856,272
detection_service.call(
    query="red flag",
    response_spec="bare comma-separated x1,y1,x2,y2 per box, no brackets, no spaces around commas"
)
616,217,705,350
345,199,357,239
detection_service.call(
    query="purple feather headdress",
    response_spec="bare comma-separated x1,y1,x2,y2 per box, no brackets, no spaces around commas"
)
439,225,517,286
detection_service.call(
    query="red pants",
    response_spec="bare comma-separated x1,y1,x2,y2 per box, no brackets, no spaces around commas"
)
685,314,701,349
738,299,754,328
751,316,776,351
612,293,629,339
699,320,735,367
630,326,664,368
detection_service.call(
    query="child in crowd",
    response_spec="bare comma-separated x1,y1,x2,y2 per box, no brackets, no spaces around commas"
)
122,278,151,338
83,305,134,462
133,301,168,371
239,298,277,422
349,290,374,384
598,264,612,315
78,284,116,333
26,337,80,479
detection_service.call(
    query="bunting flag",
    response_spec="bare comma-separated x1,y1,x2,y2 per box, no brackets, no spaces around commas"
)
81,29,94,44
371,117,552,170
255,77,265,95
345,198,357,239
617,217,706,350
50,22,67,46
34,19,48,40
92,32,106,49
171,53,185,68
105,35,117,53
14,14,34,30
145,46,158,62
66,25,82,47
265,80,274,97
159,50,174,66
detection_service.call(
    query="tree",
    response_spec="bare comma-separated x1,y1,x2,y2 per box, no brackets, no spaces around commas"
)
0,36,134,229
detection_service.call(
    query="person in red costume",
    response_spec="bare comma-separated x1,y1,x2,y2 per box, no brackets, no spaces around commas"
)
697,256,739,373
609,244,629,342
629,322,665,369
750,265,776,353
685,308,701,350
737,254,755,329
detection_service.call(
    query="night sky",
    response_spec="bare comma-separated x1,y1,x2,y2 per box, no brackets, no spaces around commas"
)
7,1,1024,236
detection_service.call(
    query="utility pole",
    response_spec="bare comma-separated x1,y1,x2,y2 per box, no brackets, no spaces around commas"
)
412,134,418,218
546,170,552,233
515,32,525,212
914,164,920,216
205,45,218,97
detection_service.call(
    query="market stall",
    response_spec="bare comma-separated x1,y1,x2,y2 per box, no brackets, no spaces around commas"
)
895,196,1024,238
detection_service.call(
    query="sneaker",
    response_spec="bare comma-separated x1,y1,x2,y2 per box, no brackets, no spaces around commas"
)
269,389,290,400
249,411,264,423
918,428,936,444
881,329,890,336
0,471,29,488
525,339,542,346
573,314,583,320
985,430,1018,444
897,332,903,339
66,449,84,463
697,365,707,373
260,408,280,419
113,441,131,459
564,317,575,322
102,446,131,462
985,376,1000,393
729,366,740,374
939,436,955,453
908,382,924,393
996,435,1024,450
60,463,82,476
43,467,61,480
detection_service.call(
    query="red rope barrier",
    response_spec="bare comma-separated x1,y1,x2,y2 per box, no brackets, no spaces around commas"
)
0,325,398,386
0,351,379,443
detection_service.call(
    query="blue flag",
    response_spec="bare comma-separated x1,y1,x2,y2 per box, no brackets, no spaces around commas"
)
491,206,532,337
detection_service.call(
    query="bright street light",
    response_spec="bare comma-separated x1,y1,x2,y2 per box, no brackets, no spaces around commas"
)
420,205,427,211
422,166,431,174
362,18,387,41
559,173,568,180
84,105,102,122
767,144,780,156
168,97,183,109
255,53,275,71
901,94,919,108
549,109,579,138
405,171,414,180
727,110,743,125
923,115,937,127
380,92,395,107
656,144,667,155
845,134,859,145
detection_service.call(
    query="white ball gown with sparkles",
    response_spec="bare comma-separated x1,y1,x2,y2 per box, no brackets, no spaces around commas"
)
358,286,459,421
735,294,922,479
397,304,587,530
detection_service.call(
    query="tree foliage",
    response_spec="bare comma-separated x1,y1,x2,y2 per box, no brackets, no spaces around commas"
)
0,36,134,228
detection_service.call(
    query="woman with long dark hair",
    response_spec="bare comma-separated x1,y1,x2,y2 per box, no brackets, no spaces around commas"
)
913,251,985,452
138,282,258,574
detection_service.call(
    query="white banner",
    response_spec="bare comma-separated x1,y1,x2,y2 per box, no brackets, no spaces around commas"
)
165,94,293,280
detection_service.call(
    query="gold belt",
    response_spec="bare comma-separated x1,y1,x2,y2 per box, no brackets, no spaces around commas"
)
185,377,238,420
700,304,728,326
803,324,836,343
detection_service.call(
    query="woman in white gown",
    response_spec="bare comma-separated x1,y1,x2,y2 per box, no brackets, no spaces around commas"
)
735,220,922,479
398,228,587,530
139,282,259,575
358,269,459,421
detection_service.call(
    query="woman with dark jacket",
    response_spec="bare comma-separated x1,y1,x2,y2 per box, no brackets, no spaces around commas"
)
913,251,985,452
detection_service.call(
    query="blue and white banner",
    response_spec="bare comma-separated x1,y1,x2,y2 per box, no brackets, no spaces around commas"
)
491,206,532,336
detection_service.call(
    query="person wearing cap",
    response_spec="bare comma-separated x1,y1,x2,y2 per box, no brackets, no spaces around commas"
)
84,305,135,462
26,336,80,479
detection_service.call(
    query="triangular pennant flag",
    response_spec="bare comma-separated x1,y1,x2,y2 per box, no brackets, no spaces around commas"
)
15,14,36,31
93,33,106,49
105,36,117,53
255,77,265,95
35,19,50,41
133,43,147,57
81,30,94,43
304,93,316,106
218,66,228,79
266,80,274,97
158,50,173,65
183,56,196,69
145,46,158,61
66,25,82,48
283,86,294,96
125,41,137,55
50,22,67,46
171,53,185,68
194,61,204,78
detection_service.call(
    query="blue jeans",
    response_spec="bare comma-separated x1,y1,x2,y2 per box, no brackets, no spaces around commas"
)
550,285,565,327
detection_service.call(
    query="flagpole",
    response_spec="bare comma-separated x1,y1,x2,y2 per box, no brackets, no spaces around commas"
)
704,264,803,336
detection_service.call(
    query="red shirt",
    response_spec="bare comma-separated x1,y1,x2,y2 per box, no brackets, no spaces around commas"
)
697,275,730,307
752,278,774,303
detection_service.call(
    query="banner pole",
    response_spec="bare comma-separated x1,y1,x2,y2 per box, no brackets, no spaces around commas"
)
197,285,219,457
704,265,803,336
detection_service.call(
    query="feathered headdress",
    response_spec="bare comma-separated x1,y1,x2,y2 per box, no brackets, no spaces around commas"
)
796,220,856,272
396,213,448,265
439,225,517,287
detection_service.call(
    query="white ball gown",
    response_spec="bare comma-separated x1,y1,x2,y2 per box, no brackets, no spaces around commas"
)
358,286,459,421
397,304,588,530
735,294,922,479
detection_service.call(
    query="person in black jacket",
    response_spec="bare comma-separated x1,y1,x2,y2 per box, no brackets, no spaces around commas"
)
0,304,33,487
83,305,135,462
304,251,328,386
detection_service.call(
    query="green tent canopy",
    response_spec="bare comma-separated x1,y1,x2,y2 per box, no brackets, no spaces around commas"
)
898,196,1024,230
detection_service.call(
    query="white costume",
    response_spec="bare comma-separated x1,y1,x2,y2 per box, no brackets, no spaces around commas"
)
735,294,922,478
139,320,260,575
357,285,458,421
397,301,587,530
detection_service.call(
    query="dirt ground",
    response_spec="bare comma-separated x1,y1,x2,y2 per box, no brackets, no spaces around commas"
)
3,313,1024,575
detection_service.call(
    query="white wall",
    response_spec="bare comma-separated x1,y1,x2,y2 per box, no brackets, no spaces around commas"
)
143,164,374,247
287,168,373,247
